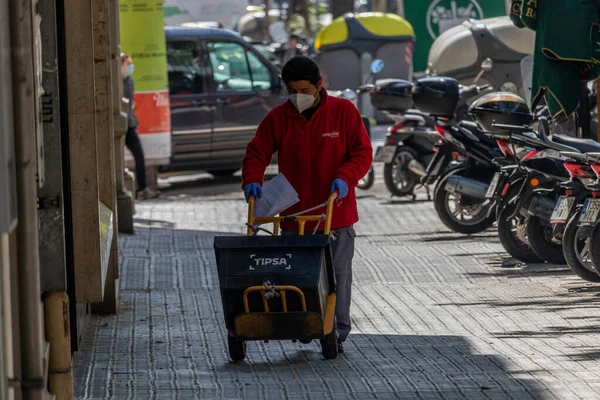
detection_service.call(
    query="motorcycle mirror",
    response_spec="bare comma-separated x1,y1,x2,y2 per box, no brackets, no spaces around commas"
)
473,58,493,83
481,58,493,72
370,59,385,74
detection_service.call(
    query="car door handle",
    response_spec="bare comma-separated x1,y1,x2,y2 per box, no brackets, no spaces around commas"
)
216,97,231,105
192,99,206,107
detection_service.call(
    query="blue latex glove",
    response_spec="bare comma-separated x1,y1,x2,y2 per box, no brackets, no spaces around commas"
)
243,183,262,202
330,178,349,200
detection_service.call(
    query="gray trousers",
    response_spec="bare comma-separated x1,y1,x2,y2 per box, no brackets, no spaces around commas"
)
283,226,356,341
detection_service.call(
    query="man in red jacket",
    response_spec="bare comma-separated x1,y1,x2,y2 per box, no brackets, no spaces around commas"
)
242,56,372,353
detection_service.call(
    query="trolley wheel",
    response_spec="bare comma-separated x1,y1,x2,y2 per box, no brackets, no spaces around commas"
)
228,335,247,362
320,330,339,360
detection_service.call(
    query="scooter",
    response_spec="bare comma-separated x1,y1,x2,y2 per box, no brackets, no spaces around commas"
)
372,81,490,199
377,110,438,198
484,118,600,265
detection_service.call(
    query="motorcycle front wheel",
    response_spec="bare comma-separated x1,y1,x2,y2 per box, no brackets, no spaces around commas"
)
383,146,419,197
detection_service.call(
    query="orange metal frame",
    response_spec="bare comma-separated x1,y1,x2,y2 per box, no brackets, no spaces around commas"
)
246,193,338,236
243,285,308,313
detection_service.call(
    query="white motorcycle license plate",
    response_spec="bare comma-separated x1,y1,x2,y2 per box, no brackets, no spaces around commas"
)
373,145,396,163
485,173,501,199
550,196,575,223
579,198,600,225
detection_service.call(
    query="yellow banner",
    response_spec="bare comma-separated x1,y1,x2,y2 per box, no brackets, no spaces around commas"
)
119,0,171,163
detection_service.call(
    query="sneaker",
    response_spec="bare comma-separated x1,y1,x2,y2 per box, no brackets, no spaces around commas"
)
137,188,160,200
337,339,344,354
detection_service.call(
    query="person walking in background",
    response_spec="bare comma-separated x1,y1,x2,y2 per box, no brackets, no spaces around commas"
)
121,53,159,200
282,34,304,65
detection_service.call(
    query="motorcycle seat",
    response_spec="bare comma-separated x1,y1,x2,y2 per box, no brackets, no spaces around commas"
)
550,134,600,154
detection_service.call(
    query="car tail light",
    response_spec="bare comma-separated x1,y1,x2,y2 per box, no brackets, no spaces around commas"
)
496,140,513,157
591,164,600,179
435,126,449,137
563,162,588,178
522,150,537,161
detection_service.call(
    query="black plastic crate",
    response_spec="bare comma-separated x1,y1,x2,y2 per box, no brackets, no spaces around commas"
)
214,235,335,329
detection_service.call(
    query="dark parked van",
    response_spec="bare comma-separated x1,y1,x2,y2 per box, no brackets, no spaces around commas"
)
165,27,285,175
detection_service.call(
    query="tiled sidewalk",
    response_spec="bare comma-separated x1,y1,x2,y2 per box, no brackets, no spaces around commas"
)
73,193,600,399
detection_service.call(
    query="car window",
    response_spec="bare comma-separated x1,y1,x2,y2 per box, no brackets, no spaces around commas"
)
207,42,253,92
252,43,279,64
166,40,209,95
246,51,272,91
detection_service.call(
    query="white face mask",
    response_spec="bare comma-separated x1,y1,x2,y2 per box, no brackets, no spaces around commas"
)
289,88,317,113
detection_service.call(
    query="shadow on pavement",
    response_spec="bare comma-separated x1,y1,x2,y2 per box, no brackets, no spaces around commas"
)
214,333,548,399
463,262,572,280
414,229,498,244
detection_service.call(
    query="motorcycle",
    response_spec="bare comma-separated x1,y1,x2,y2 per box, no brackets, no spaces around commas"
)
372,81,490,199
554,152,600,281
482,113,600,266
369,80,439,198
409,77,504,234
484,120,578,264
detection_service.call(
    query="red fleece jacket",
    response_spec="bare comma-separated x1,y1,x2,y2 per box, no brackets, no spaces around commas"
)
242,88,372,231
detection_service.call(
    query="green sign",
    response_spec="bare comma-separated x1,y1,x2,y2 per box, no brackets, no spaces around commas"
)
404,0,507,72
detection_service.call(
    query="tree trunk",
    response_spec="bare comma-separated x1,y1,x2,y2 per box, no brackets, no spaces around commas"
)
331,0,353,19
288,0,312,36
298,0,311,36
263,0,271,41
372,0,386,12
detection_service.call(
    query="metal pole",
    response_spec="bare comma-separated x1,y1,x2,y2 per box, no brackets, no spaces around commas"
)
7,0,47,397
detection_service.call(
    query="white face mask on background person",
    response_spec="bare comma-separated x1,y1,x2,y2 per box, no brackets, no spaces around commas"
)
289,88,317,113
123,64,135,78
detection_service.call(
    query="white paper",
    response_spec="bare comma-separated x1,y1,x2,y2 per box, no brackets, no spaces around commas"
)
254,173,299,218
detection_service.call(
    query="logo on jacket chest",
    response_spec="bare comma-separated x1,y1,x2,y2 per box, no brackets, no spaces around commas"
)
322,131,340,138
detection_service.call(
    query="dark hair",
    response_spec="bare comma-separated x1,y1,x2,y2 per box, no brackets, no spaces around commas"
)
289,34,299,41
281,56,321,85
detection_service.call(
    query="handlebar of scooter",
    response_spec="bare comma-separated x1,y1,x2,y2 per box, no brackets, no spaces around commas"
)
459,83,491,99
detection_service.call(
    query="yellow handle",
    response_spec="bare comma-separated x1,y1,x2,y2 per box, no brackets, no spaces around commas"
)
247,193,338,236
